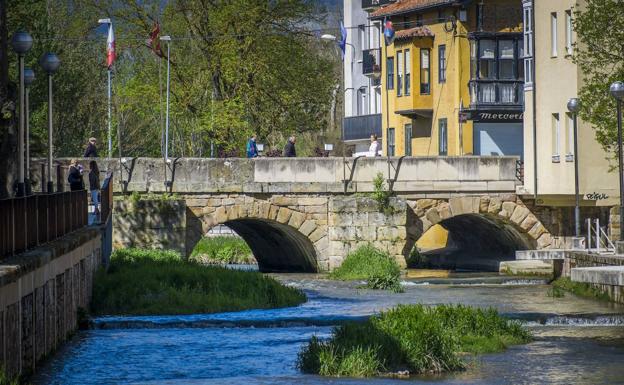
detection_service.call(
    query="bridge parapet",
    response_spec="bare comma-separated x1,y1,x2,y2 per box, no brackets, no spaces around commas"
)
33,156,520,195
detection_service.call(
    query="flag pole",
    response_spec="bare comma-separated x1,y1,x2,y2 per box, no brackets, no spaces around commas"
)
107,68,112,158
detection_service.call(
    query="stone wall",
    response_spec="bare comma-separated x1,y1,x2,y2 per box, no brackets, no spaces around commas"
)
0,227,102,379
113,199,188,256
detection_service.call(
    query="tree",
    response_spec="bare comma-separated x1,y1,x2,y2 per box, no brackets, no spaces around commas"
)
574,0,624,163
0,0,16,198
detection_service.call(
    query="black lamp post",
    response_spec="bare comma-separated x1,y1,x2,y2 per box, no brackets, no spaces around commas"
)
40,53,61,194
611,81,624,241
567,98,581,237
24,67,35,195
11,31,33,197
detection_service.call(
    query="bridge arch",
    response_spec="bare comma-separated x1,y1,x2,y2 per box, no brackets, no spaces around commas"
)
407,196,551,271
193,199,326,272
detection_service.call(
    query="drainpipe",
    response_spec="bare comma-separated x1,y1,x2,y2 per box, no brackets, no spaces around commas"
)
531,0,538,200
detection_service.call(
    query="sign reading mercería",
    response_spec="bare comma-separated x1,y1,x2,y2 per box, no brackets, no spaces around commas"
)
467,111,524,123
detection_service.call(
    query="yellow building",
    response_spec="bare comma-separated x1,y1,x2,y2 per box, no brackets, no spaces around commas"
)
371,0,524,157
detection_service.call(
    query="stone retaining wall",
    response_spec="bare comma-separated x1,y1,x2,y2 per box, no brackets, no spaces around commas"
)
0,227,102,379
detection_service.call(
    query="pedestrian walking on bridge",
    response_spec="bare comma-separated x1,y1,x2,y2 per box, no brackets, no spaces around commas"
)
246,135,259,158
283,135,296,157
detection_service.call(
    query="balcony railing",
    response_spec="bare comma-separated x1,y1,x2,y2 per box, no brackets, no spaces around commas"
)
362,0,395,10
343,114,382,141
363,48,381,77
469,80,524,107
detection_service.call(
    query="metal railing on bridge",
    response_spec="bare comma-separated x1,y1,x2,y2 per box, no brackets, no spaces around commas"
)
0,191,88,260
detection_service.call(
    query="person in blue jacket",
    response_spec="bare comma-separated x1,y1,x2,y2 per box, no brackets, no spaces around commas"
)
246,135,258,158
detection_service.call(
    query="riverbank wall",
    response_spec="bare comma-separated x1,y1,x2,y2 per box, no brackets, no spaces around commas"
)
0,227,102,379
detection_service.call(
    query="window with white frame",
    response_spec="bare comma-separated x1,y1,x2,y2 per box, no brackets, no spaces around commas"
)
551,12,558,57
566,112,574,159
523,0,533,87
397,50,403,96
552,113,560,161
565,10,573,55
404,49,411,95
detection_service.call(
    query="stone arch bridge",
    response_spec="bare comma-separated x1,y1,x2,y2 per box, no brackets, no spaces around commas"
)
44,157,567,272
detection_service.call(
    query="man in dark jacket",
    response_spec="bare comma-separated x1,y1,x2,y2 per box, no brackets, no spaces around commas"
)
84,137,98,158
283,135,296,157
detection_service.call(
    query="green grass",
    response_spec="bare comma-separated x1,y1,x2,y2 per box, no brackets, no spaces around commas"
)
91,248,305,316
298,304,531,378
329,245,403,292
550,277,611,301
190,236,255,265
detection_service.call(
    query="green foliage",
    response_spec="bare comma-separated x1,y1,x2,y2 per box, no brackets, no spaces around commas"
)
371,173,393,214
0,367,20,385
298,304,532,377
190,236,255,265
574,0,624,161
551,277,611,302
4,0,340,159
330,245,403,293
91,248,305,315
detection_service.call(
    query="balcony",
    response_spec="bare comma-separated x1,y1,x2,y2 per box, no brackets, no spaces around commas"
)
363,48,381,77
343,114,382,141
469,80,524,108
362,0,396,10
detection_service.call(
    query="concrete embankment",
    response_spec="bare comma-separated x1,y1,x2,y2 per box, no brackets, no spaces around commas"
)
0,227,102,379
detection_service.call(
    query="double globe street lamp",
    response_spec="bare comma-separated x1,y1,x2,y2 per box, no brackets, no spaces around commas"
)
40,53,61,193
10,31,33,197
610,81,624,242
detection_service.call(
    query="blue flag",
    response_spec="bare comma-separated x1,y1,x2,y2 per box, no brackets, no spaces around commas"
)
339,22,347,59
384,18,395,46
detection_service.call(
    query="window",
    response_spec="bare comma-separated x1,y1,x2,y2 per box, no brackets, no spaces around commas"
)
357,87,368,115
405,123,412,155
387,127,395,156
566,112,574,160
404,49,411,95
386,57,394,90
523,1,533,87
552,113,560,161
439,45,447,83
420,49,430,94
438,119,448,155
498,40,515,79
565,10,573,55
397,51,403,96
551,12,558,57
416,14,423,27
358,25,367,51
479,40,496,79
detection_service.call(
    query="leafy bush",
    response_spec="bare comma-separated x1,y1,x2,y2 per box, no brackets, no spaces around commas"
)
190,236,255,265
330,245,403,292
371,172,392,214
92,248,305,315
298,304,531,378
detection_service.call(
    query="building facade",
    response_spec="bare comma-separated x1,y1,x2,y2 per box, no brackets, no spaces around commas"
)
372,0,524,157
520,0,619,238
342,0,388,156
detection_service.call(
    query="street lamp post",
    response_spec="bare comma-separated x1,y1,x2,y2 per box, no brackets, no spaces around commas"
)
40,53,61,194
11,31,33,197
567,98,581,237
611,81,624,241
160,35,172,188
24,68,35,195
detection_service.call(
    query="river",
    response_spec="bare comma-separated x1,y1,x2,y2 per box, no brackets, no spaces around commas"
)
31,272,624,384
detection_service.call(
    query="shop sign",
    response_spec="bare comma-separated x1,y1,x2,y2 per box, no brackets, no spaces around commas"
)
471,111,524,123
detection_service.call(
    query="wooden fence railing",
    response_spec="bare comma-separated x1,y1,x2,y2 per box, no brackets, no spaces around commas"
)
0,191,88,259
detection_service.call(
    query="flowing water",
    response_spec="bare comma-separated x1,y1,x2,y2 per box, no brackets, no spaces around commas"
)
31,272,624,384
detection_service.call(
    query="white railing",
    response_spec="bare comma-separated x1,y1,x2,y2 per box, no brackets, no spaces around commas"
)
586,218,616,253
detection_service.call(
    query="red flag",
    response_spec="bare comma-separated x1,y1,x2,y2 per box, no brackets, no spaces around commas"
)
148,22,163,57
106,23,116,68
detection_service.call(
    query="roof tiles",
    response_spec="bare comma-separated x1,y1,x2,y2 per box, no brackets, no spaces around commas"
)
394,26,435,40
371,0,457,18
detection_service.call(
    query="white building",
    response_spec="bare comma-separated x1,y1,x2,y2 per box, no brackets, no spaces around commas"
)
342,0,393,156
